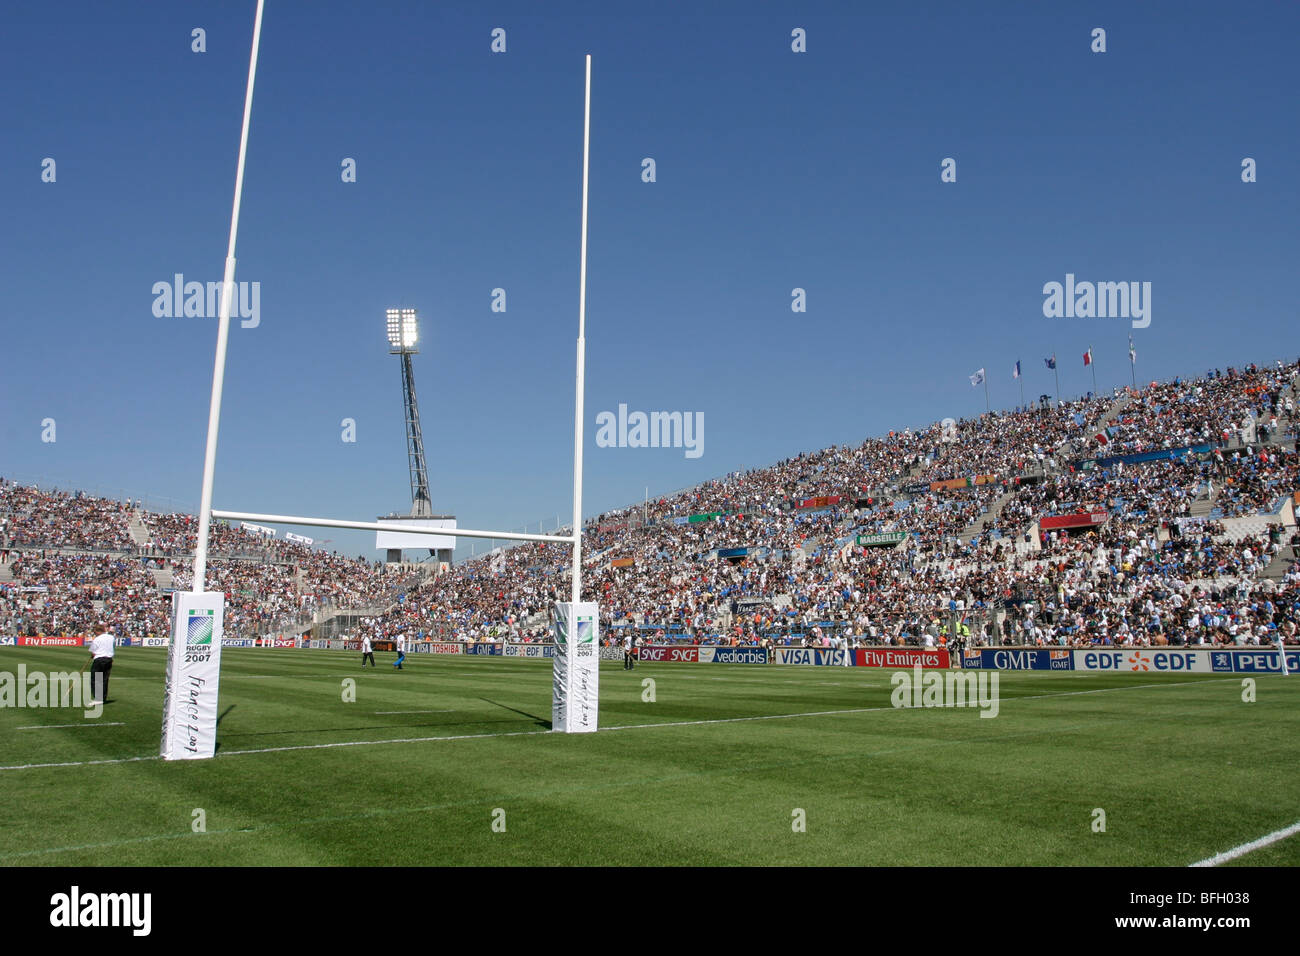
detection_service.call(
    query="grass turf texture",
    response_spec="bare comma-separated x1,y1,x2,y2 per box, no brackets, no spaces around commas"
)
0,647,1296,866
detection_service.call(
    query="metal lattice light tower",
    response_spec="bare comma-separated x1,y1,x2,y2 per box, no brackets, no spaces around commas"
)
386,308,432,518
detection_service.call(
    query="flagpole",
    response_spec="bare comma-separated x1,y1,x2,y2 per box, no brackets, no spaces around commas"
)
1018,362,1025,408
983,373,990,413
1129,334,1137,389
1053,353,1060,406
1089,345,1098,396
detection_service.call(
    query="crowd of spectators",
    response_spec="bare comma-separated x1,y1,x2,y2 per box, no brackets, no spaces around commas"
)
4,360,1299,649
355,361,1300,650
0,478,406,639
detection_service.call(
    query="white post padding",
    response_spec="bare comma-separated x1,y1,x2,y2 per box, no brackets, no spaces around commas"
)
160,591,226,759
552,602,599,733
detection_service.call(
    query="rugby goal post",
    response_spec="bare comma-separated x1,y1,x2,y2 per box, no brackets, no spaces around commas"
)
161,7,599,759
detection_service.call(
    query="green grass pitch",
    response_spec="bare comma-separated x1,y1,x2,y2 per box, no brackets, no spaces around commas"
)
1,647,1296,866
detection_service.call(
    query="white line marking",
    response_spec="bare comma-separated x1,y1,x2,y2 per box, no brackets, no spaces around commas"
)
1190,820,1300,867
17,722,125,730
373,710,455,715
0,676,1237,772
106,674,343,680
220,728,553,757
0,755,160,771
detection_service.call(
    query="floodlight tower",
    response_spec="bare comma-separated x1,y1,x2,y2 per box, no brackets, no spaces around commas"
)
386,307,433,519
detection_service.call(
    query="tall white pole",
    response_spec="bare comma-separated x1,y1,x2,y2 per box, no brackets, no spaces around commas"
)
192,0,265,591
570,54,591,605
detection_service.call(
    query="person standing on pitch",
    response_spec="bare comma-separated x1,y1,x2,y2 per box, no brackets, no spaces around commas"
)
361,633,375,667
83,624,115,704
393,632,406,670
623,631,635,670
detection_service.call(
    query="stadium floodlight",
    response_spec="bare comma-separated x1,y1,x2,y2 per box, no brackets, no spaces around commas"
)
386,307,419,353
385,307,433,520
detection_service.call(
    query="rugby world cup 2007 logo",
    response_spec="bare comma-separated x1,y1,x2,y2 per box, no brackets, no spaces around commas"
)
188,609,214,645
576,616,595,657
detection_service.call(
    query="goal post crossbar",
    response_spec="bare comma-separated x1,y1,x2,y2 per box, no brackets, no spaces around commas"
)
211,509,576,545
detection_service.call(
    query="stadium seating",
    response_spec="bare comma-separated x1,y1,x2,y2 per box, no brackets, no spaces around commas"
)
3,360,1297,648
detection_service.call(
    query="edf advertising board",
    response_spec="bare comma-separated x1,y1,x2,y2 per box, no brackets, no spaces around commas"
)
962,647,1297,673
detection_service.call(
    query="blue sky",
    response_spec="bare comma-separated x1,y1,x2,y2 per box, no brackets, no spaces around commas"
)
2,1,1296,562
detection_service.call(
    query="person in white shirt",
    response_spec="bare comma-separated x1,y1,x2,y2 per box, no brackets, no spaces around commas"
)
361,634,375,667
393,633,407,669
84,627,115,703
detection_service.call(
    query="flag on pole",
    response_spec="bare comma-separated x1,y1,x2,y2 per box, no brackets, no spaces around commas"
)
1012,360,1021,379
1128,334,1136,364
969,368,985,387
1083,348,1093,366
1044,355,1056,370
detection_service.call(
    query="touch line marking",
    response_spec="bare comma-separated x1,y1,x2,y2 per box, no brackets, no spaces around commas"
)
1190,820,1300,867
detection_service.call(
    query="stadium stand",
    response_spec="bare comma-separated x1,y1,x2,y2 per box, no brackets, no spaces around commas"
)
3,360,1298,650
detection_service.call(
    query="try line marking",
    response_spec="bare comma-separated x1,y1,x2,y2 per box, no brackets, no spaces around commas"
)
1190,820,1300,867
374,710,455,715
0,676,1237,772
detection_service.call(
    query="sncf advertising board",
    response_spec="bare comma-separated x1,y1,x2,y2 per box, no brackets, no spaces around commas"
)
637,645,700,663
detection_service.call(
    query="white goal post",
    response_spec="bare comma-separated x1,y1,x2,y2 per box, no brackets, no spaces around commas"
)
163,2,600,758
